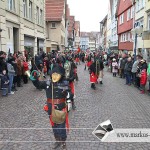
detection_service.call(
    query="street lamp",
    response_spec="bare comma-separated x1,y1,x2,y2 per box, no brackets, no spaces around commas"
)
131,22,143,61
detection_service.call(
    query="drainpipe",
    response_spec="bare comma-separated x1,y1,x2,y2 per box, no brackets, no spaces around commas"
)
0,28,2,51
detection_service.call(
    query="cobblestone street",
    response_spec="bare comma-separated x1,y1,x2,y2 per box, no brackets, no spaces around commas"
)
0,63,150,150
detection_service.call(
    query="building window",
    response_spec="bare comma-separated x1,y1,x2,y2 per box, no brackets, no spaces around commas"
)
36,6,39,24
23,0,27,18
127,8,131,21
120,13,124,24
128,32,131,41
40,9,43,25
8,0,15,11
136,0,145,12
51,22,56,28
29,1,32,20
131,6,134,19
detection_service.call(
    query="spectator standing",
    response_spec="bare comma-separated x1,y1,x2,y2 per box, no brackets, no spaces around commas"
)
120,54,127,78
1,69,9,96
112,58,118,77
124,57,133,86
131,55,142,86
7,58,15,94
139,59,147,94
147,63,150,93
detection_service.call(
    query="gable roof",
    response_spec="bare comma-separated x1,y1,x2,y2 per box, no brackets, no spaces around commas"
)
46,0,65,21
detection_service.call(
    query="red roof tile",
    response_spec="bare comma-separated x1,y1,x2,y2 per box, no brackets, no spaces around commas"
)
46,0,65,21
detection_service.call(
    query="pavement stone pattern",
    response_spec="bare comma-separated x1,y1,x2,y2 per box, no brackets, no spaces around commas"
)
0,63,150,150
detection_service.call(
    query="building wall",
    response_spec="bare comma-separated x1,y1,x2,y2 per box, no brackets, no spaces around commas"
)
143,0,150,61
119,39,134,50
135,0,145,51
117,0,133,16
46,2,66,52
118,11,133,34
80,37,89,50
106,2,111,50
110,0,118,49
117,0,134,51
89,39,95,51
0,0,45,55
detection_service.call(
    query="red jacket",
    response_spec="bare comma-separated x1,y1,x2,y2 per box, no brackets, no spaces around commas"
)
23,62,29,71
90,72,97,83
140,69,147,85
87,61,93,67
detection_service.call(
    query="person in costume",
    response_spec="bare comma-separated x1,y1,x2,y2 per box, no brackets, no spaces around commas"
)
32,64,72,150
64,56,76,110
97,55,104,84
89,60,97,90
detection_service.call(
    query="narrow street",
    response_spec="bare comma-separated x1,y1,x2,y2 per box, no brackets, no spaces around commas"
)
0,63,150,150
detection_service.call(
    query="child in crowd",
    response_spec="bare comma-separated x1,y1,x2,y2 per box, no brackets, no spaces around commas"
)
112,58,118,77
1,69,9,96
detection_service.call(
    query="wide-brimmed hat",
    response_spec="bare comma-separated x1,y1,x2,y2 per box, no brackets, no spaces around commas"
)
51,64,65,76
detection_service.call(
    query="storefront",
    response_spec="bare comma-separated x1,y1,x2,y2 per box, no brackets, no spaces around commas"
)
37,38,44,54
24,35,35,61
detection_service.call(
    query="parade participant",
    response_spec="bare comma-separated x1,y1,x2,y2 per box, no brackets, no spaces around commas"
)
89,60,97,90
98,55,104,84
32,64,71,150
64,56,76,110
86,56,93,70
22,57,29,84
16,58,23,87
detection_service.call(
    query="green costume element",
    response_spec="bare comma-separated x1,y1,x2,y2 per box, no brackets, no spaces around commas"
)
147,63,150,76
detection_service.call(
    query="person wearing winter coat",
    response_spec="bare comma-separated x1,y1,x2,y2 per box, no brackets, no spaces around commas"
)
1,69,9,96
112,58,118,77
124,57,133,85
131,55,142,86
7,58,15,94
16,58,23,87
120,55,127,78
89,60,97,90
147,63,150,94
139,59,147,94
22,57,29,84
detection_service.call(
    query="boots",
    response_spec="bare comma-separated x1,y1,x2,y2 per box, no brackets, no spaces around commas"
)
140,90,145,94
99,81,103,84
52,135,61,149
72,101,76,110
12,84,17,91
91,83,96,90
61,141,67,150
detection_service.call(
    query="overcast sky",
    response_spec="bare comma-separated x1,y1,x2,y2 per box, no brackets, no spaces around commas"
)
67,0,109,32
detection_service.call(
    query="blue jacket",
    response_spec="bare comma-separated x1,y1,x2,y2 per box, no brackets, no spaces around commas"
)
1,74,9,89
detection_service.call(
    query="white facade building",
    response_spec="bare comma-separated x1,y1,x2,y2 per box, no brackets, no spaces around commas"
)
80,37,89,51
110,0,118,51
